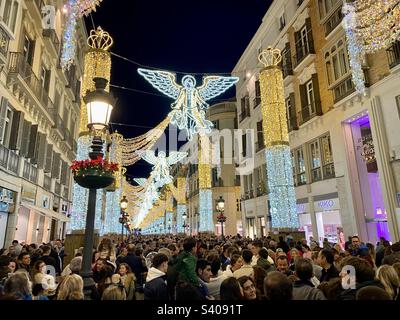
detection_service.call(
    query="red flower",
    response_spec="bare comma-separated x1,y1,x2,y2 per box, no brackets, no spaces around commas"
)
70,157,119,176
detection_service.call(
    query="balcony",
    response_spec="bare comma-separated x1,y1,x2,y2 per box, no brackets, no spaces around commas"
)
244,189,254,200
323,163,336,179
62,186,69,200
55,182,61,196
324,6,343,37
387,41,400,69
50,109,65,140
256,185,268,197
298,101,322,125
311,167,322,183
8,52,51,110
0,144,20,175
63,130,72,149
42,29,61,57
253,96,261,109
332,76,356,103
23,160,38,183
293,35,315,71
256,139,265,153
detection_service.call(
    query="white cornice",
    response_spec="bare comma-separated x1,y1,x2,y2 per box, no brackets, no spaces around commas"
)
298,63,316,84
293,7,310,32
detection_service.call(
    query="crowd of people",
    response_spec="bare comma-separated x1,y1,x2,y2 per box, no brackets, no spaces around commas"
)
1,233,400,301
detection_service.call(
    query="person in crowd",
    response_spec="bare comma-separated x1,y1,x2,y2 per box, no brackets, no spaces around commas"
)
277,236,289,253
40,245,58,274
17,252,31,274
197,243,208,259
376,265,400,300
11,240,22,258
121,244,147,293
61,255,82,277
56,274,84,300
175,281,204,301
355,286,392,300
92,258,114,298
52,239,65,273
205,254,225,299
311,251,323,280
175,237,198,286
276,255,293,276
238,276,257,300
250,240,262,266
292,258,326,300
250,266,267,299
116,247,128,266
220,277,244,300
233,249,253,279
256,248,275,273
318,249,339,282
348,236,362,256
31,260,57,297
382,242,400,265
1,272,48,300
144,253,169,300
392,262,400,280
223,253,242,277
98,238,117,262
288,248,300,271
317,277,344,300
339,256,383,300
0,256,12,283
196,259,214,299
117,263,136,300
102,284,126,300
264,271,293,301
376,240,391,267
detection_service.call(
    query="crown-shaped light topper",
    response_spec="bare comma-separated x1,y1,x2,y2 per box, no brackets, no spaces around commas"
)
258,46,282,67
87,26,113,51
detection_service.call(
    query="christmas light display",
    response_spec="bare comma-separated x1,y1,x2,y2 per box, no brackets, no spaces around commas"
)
137,68,238,140
176,204,186,234
342,1,400,94
199,189,214,232
139,150,187,189
61,1,104,70
258,47,299,229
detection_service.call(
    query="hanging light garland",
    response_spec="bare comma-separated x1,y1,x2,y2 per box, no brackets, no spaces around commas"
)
342,0,400,94
61,0,103,70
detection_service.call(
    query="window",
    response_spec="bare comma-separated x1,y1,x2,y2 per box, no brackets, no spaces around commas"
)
1,105,13,147
318,0,340,20
306,79,315,114
242,133,247,157
10,1,18,33
295,147,306,185
279,14,286,31
309,139,322,182
286,98,292,129
256,120,264,151
40,66,51,93
321,134,335,179
325,38,351,86
23,35,35,66
300,25,310,55
291,151,296,186
3,0,11,26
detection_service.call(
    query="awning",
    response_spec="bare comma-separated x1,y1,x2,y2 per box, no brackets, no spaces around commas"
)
21,203,71,222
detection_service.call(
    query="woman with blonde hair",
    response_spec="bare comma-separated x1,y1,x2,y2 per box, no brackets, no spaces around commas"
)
57,274,84,300
101,284,126,300
376,265,400,300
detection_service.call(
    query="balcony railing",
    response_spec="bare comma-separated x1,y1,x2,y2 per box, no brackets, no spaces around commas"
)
294,33,315,68
387,41,400,69
239,107,250,122
42,29,61,55
23,160,38,183
332,76,356,103
311,167,322,183
8,52,51,109
256,139,265,152
51,109,65,139
296,173,307,186
55,182,61,196
281,50,293,78
298,101,322,125
324,6,343,36
62,186,69,199
0,144,20,175
253,96,261,109
323,163,336,179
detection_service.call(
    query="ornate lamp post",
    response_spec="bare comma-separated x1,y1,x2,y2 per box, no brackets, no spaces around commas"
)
76,77,117,299
182,212,189,234
168,219,172,233
216,196,226,236
119,195,128,240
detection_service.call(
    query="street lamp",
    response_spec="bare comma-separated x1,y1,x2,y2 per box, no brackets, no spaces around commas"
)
216,196,227,236
79,77,116,299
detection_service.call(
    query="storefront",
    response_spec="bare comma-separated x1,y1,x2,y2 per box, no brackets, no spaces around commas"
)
0,187,16,248
297,202,313,243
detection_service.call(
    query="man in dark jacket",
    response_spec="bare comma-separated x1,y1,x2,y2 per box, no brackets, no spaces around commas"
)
318,249,339,282
122,244,148,286
292,258,326,300
41,245,59,274
144,253,169,300
382,242,400,265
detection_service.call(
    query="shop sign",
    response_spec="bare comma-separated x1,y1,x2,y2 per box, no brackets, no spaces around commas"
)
314,198,339,211
296,203,307,214
0,187,14,204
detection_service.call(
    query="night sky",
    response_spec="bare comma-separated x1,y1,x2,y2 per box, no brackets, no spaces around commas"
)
85,0,272,179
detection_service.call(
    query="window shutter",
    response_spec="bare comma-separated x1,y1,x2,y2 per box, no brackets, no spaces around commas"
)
44,144,53,173
295,31,301,62
242,133,247,157
52,152,61,180
289,93,298,130
37,133,47,169
9,111,24,150
305,18,314,53
27,124,38,159
284,42,292,72
311,74,322,115
20,120,31,157
0,97,8,143
255,80,261,97
241,97,245,113
299,84,309,123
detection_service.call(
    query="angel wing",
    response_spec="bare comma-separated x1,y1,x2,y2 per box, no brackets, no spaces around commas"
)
198,76,239,102
138,68,182,99
138,150,159,166
133,178,147,187
167,151,188,165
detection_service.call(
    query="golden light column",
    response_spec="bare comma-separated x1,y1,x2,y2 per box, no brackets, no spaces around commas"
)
258,47,299,229
198,134,213,232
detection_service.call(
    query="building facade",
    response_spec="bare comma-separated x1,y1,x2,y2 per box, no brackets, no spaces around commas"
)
181,101,242,236
0,0,86,247
234,0,400,244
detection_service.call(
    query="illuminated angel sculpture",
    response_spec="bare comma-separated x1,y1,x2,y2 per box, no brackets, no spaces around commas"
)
133,178,159,210
140,150,187,189
138,68,239,140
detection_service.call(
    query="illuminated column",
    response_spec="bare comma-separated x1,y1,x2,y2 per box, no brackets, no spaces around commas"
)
198,135,214,233
175,177,187,233
70,27,113,232
258,47,299,229
165,191,174,234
